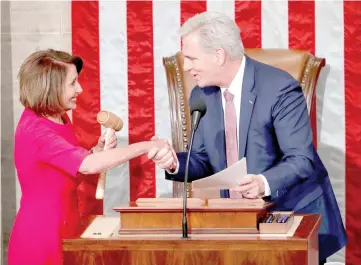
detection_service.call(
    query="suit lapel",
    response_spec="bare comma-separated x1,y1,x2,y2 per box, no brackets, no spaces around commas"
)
204,87,227,170
239,56,257,159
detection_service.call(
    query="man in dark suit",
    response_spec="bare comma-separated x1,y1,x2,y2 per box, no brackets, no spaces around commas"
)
148,11,347,264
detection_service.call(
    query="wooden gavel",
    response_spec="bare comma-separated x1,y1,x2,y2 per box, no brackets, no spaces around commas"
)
95,110,123,200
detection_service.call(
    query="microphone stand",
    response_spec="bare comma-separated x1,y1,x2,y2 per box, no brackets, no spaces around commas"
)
182,126,196,238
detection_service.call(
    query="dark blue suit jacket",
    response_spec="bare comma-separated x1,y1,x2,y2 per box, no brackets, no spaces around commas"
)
166,56,347,259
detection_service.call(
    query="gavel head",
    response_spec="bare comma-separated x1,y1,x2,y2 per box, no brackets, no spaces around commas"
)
96,110,123,132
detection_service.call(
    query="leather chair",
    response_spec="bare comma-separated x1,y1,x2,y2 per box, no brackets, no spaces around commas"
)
162,48,326,198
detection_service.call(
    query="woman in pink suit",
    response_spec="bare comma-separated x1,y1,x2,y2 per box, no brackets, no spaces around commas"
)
7,49,173,265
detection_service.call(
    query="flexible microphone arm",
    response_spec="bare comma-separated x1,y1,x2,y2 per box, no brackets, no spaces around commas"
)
182,98,207,238
182,127,196,238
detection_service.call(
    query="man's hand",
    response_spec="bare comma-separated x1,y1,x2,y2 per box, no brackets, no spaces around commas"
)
147,135,178,171
92,129,117,153
230,174,265,199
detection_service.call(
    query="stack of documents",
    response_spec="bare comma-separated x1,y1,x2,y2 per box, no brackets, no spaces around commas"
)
135,198,206,208
207,198,267,208
80,216,120,239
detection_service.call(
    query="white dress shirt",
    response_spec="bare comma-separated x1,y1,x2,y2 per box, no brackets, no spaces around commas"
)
168,56,271,196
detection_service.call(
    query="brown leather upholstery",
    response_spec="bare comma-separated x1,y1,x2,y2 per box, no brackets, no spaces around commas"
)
163,48,325,198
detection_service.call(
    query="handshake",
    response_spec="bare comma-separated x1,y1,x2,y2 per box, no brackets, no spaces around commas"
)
145,135,265,199
147,135,178,172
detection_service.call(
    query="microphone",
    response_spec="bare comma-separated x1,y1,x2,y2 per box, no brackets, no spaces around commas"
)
182,97,207,238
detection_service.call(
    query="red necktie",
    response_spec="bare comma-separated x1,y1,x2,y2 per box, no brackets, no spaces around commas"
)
223,89,238,167
223,89,242,199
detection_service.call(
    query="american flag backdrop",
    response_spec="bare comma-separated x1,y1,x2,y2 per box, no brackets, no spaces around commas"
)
67,0,361,264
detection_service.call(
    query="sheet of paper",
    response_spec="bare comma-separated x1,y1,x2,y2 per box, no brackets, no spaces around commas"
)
191,158,247,190
80,216,120,239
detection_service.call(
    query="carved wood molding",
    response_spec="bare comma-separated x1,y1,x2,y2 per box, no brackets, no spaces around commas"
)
163,55,191,198
300,56,326,113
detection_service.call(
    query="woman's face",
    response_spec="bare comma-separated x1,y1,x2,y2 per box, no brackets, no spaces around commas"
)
62,64,82,111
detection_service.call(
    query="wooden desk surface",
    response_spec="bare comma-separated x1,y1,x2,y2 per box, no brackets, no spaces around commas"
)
62,214,321,265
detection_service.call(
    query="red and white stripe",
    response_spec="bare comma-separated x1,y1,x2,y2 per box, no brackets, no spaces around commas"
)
70,1,361,263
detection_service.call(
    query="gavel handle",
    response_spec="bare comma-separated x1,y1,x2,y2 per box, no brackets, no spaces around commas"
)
95,172,107,199
95,128,112,200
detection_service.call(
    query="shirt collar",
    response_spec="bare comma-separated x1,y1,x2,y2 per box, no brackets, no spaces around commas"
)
220,55,246,98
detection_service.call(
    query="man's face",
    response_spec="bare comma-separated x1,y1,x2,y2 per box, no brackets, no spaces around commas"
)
181,31,219,88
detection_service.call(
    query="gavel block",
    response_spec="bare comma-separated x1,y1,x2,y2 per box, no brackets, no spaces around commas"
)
97,110,123,132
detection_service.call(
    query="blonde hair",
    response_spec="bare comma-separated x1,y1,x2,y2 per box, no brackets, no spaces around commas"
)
18,49,83,116
180,11,243,60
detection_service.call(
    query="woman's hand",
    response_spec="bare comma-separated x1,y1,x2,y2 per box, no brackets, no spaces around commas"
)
92,129,117,153
147,137,178,170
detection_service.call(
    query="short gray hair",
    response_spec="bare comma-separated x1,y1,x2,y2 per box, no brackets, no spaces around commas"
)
180,11,244,60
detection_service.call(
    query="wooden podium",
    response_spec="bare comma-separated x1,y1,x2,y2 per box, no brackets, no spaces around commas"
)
62,198,321,265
